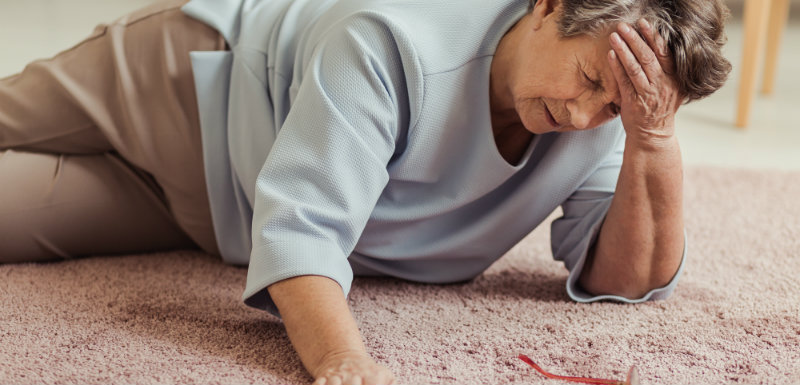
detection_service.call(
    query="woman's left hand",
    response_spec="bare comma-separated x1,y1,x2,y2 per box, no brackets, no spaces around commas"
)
608,19,683,148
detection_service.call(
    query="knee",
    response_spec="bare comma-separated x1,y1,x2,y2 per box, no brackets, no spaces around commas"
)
0,150,69,262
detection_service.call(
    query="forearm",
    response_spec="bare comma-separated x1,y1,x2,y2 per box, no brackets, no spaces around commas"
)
268,275,367,377
580,135,684,298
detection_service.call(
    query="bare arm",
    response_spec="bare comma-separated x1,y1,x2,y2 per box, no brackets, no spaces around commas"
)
581,136,684,297
579,19,685,298
268,275,395,385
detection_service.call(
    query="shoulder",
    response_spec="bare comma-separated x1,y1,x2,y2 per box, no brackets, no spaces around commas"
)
307,0,529,74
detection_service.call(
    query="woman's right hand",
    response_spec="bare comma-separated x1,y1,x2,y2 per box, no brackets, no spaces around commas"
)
312,350,395,385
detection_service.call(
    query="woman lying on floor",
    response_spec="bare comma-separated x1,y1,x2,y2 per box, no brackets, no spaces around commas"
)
0,0,730,383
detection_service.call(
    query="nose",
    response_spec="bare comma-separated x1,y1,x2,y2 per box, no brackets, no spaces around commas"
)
565,96,606,130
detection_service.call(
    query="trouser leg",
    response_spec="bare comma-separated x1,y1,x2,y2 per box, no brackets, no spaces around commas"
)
0,150,195,262
0,0,226,257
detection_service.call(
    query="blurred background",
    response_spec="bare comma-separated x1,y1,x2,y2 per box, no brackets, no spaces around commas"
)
1,0,798,170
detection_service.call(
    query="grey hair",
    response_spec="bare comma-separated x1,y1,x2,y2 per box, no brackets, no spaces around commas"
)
529,0,732,103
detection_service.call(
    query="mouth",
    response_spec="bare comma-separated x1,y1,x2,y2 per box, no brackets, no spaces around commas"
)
542,102,560,129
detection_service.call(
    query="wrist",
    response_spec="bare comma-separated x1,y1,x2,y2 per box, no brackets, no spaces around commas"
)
621,134,682,179
624,131,680,155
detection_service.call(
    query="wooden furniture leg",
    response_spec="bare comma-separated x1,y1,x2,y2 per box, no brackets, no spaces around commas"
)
761,0,790,95
736,0,772,128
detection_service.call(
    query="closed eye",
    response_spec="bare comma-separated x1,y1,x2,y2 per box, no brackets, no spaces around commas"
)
582,71,602,91
575,58,602,92
608,102,620,116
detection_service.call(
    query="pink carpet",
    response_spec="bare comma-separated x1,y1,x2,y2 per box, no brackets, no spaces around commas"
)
1,166,798,384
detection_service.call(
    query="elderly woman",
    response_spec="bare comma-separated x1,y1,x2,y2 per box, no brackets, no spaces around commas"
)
0,0,730,383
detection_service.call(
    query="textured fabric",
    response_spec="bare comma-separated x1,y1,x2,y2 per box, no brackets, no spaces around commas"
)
182,0,685,316
0,151,195,261
0,0,226,257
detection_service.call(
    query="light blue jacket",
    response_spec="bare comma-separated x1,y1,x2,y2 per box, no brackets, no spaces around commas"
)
182,0,686,316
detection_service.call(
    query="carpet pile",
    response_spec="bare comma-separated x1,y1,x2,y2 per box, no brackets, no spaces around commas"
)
1,166,798,384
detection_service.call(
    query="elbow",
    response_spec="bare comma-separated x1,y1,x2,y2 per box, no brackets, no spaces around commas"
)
579,268,677,300
578,280,647,301
579,243,684,301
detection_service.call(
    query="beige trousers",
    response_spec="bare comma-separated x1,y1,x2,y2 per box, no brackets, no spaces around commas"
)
0,0,225,262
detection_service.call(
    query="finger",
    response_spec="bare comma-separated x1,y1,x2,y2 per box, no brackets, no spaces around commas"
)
636,18,675,75
609,32,649,94
313,378,327,385
614,22,661,83
608,49,637,108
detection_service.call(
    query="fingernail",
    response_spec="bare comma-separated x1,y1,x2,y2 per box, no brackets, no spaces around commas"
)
620,23,630,34
611,32,622,44
640,18,651,29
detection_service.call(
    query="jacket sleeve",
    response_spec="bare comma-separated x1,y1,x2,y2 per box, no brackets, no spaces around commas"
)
550,130,687,303
242,16,411,317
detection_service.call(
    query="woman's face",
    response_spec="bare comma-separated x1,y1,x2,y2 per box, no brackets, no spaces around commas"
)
496,0,622,134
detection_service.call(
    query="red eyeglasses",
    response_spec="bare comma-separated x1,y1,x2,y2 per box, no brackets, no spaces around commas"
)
518,354,640,385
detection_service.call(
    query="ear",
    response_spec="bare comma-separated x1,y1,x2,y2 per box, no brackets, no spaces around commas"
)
530,0,560,31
